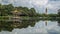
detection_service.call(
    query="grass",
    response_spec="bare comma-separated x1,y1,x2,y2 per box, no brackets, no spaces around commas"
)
0,16,60,21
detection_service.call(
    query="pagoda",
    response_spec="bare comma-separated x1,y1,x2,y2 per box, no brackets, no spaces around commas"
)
45,8,48,15
45,8,48,26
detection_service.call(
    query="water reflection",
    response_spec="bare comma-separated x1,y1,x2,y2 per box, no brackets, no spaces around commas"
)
57,20,60,26
0,19,60,34
0,20,39,32
45,20,47,26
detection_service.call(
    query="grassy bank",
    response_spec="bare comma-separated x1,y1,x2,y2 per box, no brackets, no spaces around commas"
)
0,16,60,21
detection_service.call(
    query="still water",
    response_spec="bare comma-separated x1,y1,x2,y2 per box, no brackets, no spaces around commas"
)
0,20,60,34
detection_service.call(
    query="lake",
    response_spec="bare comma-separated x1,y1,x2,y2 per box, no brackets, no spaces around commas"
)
0,20,60,34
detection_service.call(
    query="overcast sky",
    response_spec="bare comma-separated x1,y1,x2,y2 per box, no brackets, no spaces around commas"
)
0,0,60,14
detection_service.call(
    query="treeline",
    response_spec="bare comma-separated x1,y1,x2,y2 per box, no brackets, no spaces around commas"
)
36,9,60,17
0,4,60,17
0,4,39,17
36,14,58,17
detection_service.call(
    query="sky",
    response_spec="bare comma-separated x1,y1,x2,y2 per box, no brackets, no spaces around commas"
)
0,0,60,14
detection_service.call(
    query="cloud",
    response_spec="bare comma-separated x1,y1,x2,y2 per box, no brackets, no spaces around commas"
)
45,0,60,14
48,1,60,9
0,0,60,14
31,0,48,6
49,0,60,1
0,0,48,7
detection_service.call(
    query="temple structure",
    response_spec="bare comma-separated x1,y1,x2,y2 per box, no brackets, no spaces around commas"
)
10,9,21,22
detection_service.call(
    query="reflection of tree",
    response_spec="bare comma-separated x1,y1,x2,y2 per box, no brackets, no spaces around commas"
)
0,21,13,32
0,20,38,32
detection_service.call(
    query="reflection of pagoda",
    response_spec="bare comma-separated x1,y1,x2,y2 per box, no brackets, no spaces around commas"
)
45,20,47,26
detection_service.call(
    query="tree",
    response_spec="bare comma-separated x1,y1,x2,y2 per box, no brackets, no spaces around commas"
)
0,4,38,17
29,8,36,17
58,9,60,17
0,4,14,16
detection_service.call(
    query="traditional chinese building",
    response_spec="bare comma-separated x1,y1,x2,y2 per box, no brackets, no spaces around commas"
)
11,9,26,16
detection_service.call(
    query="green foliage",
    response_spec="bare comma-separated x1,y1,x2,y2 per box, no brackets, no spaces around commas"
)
58,9,60,17
0,4,14,16
0,20,39,31
0,4,38,17
0,4,59,17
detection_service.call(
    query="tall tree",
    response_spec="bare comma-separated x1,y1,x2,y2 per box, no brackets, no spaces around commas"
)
58,9,60,17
